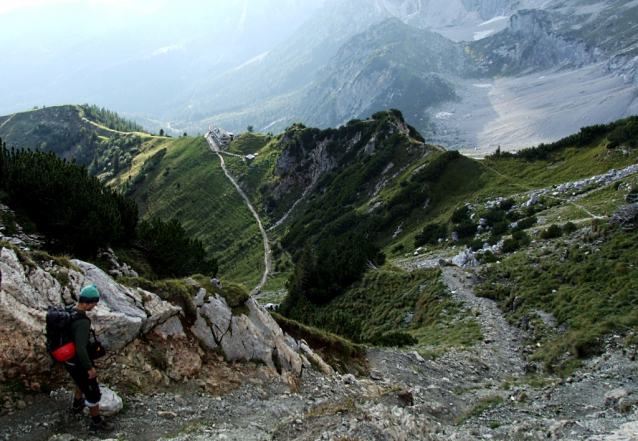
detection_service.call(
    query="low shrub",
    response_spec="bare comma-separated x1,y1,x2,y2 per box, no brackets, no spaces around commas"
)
541,224,562,239
367,331,418,347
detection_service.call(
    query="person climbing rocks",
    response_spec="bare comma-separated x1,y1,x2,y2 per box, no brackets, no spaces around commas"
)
65,285,115,433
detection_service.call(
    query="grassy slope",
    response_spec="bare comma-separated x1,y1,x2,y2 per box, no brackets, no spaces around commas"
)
5,105,637,368
99,115,637,366
286,129,637,360
108,136,266,288
484,140,636,189
472,143,638,373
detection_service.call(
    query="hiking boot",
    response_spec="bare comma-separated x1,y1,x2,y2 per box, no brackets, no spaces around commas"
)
71,398,85,415
89,417,115,433
71,402,85,415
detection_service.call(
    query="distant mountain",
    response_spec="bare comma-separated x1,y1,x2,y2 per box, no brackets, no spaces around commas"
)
177,0,638,153
469,2,638,75
3,0,638,151
0,0,325,120
0,105,144,163
295,18,477,130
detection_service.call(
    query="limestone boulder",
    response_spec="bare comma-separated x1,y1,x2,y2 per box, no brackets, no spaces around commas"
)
190,314,217,349
0,248,62,380
153,316,186,340
192,294,326,377
138,288,182,334
0,247,182,379
95,385,123,417
70,260,181,350
199,294,232,342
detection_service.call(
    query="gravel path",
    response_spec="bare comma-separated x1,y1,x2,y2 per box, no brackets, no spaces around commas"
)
441,266,525,371
205,134,272,295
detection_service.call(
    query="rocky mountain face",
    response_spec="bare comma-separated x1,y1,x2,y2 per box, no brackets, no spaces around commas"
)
296,18,474,128
260,112,426,224
0,241,330,383
471,9,605,75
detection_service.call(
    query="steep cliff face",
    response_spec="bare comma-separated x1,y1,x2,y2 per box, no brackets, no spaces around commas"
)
461,0,517,19
376,0,525,28
470,9,601,74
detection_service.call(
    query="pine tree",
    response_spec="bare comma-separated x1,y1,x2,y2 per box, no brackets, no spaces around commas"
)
113,150,120,173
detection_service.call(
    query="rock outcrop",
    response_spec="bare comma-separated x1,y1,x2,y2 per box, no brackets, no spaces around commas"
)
0,247,182,380
192,292,328,376
0,246,327,381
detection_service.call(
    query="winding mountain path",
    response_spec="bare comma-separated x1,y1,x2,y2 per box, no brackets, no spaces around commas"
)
0,113,15,129
397,255,526,375
205,134,272,294
440,266,525,370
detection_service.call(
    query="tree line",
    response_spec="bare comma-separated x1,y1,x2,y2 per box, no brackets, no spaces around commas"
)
0,138,216,278
80,104,146,133
489,115,638,161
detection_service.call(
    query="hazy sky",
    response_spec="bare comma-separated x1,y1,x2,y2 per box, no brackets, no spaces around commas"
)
0,0,328,118
0,0,134,14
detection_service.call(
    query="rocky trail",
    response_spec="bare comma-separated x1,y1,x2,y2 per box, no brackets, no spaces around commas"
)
440,266,526,376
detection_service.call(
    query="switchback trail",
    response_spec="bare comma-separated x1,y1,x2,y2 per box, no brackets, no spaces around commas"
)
205,134,271,294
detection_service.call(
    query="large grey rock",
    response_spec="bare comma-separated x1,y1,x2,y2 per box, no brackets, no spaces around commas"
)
192,295,324,376
72,260,147,320
72,260,180,351
0,247,181,379
154,316,186,340
191,314,217,349
452,250,479,268
0,248,63,379
199,294,232,342
220,298,304,375
138,288,182,334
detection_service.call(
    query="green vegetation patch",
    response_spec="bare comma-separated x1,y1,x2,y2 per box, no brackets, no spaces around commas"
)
120,277,199,317
0,143,138,257
270,312,365,373
228,132,272,155
121,275,251,318
280,257,483,349
205,279,250,309
109,136,265,287
476,224,638,374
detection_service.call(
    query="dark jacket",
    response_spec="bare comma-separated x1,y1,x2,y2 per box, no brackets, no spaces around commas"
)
69,308,93,371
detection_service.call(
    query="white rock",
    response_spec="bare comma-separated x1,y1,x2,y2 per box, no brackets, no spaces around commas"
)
153,316,186,340
96,386,123,416
199,294,232,342
191,313,217,349
0,247,183,379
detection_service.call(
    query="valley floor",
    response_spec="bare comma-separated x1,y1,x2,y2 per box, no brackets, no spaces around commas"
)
429,63,637,156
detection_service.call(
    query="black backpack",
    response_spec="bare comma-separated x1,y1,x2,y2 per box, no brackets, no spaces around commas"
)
45,305,87,359
45,305,105,362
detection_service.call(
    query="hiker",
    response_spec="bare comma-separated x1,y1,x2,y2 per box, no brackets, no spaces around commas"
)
65,285,115,432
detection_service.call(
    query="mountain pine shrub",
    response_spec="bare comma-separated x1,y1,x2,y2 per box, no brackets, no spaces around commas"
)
0,142,138,256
